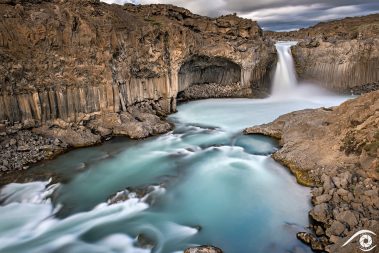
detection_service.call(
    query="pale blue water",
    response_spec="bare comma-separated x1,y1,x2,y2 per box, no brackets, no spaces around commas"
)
0,93,351,253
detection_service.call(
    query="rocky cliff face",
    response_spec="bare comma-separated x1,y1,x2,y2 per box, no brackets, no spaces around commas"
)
245,90,379,252
0,0,275,125
292,38,379,92
0,0,275,177
267,14,379,92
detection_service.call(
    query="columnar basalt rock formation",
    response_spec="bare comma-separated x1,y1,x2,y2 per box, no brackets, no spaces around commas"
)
266,14,379,93
0,0,275,126
177,55,251,100
0,0,275,176
292,38,379,92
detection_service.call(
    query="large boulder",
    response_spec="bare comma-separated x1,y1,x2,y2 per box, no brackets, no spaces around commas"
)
33,125,101,148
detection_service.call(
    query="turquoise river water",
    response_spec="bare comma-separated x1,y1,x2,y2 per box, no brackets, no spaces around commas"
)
0,42,352,253
0,93,350,253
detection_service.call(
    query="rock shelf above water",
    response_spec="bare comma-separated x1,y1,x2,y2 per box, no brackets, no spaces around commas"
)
245,90,379,252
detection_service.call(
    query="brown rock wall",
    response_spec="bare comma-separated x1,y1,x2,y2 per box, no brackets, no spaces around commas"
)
0,0,275,124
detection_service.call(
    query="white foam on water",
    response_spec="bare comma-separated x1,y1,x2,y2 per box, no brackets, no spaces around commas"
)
152,222,199,253
97,234,151,253
270,41,352,104
0,180,59,205
0,41,355,253
0,181,153,253
162,222,198,238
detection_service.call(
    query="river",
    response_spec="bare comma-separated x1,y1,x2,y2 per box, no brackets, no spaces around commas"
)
0,42,351,253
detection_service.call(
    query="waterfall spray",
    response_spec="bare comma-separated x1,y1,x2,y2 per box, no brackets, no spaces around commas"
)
271,41,298,96
270,41,341,101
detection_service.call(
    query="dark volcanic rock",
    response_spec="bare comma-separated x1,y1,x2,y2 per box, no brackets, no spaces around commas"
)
177,82,252,101
350,81,379,95
107,185,159,205
184,246,223,253
0,128,66,185
297,232,328,251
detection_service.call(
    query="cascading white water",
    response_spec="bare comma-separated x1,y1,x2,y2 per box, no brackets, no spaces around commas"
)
271,41,298,96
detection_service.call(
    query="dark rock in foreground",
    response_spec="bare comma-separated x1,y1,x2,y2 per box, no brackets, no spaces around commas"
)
184,245,223,253
297,232,328,251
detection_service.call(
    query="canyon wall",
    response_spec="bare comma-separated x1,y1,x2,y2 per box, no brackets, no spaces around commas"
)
267,14,379,92
292,38,379,92
0,0,275,125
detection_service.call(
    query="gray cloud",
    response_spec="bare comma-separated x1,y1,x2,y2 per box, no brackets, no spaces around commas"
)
101,0,379,31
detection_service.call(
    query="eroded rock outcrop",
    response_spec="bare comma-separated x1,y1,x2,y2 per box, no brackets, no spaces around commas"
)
267,14,379,93
292,38,379,92
0,0,275,125
245,91,379,252
0,99,172,182
0,0,275,177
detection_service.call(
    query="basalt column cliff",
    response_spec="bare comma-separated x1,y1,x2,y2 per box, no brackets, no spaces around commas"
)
267,14,379,93
0,0,275,126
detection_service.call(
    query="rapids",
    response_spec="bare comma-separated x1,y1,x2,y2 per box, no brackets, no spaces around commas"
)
0,42,352,253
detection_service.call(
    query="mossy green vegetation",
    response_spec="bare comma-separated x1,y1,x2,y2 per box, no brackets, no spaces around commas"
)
364,130,379,157
272,153,317,187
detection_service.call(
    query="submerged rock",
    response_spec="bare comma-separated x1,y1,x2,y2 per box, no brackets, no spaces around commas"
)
107,185,163,205
297,232,328,251
136,234,156,249
184,245,223,253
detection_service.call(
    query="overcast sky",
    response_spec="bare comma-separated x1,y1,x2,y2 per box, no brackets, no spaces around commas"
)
102,0,379,31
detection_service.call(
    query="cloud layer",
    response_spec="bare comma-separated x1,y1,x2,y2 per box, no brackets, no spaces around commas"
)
102,0,379,31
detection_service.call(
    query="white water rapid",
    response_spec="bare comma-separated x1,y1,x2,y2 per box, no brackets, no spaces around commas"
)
0,41,354,253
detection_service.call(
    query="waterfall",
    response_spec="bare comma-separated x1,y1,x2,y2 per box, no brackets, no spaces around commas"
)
271,41,298,96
